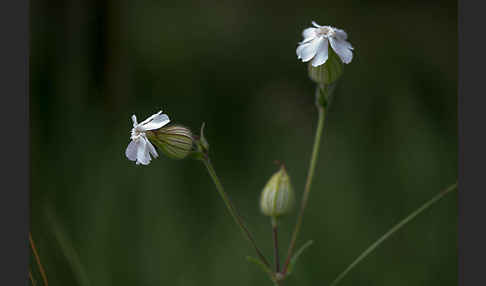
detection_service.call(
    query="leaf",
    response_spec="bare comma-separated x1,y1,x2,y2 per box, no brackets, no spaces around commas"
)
199,122,209,152
246,256,274,278
287,240,314,275
45,206,91,286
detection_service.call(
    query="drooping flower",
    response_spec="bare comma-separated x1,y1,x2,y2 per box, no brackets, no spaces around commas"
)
296,21,354,67
125,110,170,165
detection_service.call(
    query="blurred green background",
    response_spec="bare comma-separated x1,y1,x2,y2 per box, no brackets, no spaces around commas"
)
30,0,457,285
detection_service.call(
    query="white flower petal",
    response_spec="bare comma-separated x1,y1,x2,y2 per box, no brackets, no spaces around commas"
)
329,37,353,64
296,43,306,58
140,112,170,131
127,110,169,165
125,140,139,161
140,110,162,125
302,27,316,42
131,115,138,127
311,21,321,28
297,37,323,62
146,139,159,158
311,38,329,67
133,137,149,165
333,28,348,41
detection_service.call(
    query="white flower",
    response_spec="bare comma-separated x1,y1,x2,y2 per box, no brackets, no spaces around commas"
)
125,110,170,165
296,21,354,67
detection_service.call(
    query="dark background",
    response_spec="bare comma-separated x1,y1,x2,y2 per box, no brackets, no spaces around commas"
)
30,0,457,285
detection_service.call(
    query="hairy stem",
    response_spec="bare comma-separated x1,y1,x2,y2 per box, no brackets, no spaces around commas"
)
29,233,48,286
202,157,271,268
283,106,326,274
328,182,458,286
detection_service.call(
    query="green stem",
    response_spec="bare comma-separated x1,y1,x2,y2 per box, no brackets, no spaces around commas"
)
29,269,36,286
29,232,49,286
202,157,271,268
283,106,326,274
328,182,458,286
271,217,280,273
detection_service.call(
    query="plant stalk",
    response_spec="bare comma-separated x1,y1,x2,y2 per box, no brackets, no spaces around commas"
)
29,232,48,286
272,217,280,273
202,156,271,268
328,182,458,286
29,269,36,286
283,105,326,274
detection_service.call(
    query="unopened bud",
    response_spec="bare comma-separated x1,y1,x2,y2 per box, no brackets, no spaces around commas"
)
260,166,294,217
147,125,194,160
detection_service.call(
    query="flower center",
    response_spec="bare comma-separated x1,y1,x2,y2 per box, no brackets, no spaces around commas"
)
316,26,335,38
131,126,146,140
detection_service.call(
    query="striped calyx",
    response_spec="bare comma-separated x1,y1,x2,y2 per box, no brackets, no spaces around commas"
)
308,48,343,85
147,125,194,160
260,166,294,217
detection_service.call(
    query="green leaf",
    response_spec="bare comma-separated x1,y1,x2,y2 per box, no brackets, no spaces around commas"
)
287,240,314,275
45,206,91,286
199,122,209,152
246,256,274,278
191,122,210,160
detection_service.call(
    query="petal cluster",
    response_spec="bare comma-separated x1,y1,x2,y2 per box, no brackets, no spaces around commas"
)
296,21,354,67
125,110,170,165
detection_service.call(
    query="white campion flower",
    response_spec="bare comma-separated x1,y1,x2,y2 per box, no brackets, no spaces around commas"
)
125,110,170,165
296,21,354,67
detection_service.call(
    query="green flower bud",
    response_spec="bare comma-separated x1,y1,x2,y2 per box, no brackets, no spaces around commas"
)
308,49,343,85
146,125,194,160
260,166,294,217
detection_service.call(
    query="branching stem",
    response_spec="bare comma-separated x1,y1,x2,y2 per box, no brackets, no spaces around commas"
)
202,156,271,268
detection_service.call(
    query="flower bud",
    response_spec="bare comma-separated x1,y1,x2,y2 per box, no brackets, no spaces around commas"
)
308,49,343,85
146,125,194,160
260,166,294,217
